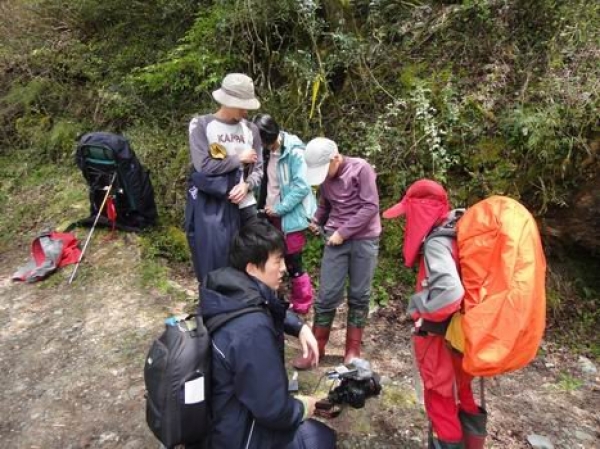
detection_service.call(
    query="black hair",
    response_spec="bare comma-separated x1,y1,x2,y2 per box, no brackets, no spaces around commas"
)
229,221,286,271
252,113,280,147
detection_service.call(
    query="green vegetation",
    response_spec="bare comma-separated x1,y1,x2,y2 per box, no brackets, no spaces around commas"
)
0,155,88,250
141,226,190,263
546,250,600,356
1,0,598,346
555,372,584,392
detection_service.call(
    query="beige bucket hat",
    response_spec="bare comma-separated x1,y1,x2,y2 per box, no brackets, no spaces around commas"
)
212,73,261,110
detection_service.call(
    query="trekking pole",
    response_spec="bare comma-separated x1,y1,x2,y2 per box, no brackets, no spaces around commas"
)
68,172,117,284
479,377,486,410
409,333,425,407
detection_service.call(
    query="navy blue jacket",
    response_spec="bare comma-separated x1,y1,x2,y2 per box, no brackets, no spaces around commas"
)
185,170,241,284
200,267,305,449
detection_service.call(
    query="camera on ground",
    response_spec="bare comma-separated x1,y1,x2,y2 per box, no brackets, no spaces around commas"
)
325,358,382,409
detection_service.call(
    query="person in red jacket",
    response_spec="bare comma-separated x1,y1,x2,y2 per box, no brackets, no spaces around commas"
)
383,179,486,449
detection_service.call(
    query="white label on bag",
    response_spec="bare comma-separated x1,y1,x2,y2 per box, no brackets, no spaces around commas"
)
184,376,205,404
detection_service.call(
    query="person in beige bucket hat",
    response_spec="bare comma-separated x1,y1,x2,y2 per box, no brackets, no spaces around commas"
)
212,73,261,110
186,73,264,283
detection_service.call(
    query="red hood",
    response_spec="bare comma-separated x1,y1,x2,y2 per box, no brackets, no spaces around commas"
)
402,197,450,267
383,179,450,267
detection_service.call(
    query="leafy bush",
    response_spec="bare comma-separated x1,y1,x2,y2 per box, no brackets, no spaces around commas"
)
123,125,190,224
127,3,237,121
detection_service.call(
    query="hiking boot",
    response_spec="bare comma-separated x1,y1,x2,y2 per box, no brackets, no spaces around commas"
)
459,407,487,449
289,273,314,315
292,325,331,370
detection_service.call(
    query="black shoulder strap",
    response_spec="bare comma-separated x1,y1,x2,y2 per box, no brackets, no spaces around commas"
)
205,306,265,334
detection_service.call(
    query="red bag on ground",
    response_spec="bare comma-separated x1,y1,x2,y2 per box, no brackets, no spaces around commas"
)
12,231,81,283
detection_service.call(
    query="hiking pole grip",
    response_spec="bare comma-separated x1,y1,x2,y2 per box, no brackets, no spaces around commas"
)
68,172,117,284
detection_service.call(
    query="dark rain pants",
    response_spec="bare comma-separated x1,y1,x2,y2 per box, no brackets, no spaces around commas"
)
185,171,241,284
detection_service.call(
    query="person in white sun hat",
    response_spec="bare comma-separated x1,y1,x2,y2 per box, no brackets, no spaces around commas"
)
293,137,381,370
185,73,264,284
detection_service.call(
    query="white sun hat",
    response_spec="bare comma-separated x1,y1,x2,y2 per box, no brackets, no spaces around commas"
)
212,73,261,110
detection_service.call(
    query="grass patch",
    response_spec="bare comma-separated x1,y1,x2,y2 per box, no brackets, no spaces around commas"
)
381,385,416,409
139,257,192,306
0,154,88,251
140,258,171,291
37,268,72,289
555,373,584,392
140,225,190,263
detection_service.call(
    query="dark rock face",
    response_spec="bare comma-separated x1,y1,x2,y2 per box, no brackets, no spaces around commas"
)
543,174,600,253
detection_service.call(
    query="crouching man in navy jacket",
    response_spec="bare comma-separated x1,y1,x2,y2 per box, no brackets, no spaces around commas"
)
200,221,337,449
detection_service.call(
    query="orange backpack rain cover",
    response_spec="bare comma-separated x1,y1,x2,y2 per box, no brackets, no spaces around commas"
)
456,196,546,376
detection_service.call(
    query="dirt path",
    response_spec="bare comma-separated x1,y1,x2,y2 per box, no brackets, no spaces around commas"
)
0,236,598,449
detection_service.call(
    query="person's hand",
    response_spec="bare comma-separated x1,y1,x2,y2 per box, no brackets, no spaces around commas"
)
298,324,319,367
229,182,249,204
239,148,258,164
265,206,279,217
296,395,317,419
308,222,321,236
327,231,344,246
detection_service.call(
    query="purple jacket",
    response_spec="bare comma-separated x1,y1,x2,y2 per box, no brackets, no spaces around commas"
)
313,157,381,240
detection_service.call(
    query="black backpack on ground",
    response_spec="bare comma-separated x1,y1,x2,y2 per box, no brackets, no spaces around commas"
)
144,308,264,449
73,132,157,232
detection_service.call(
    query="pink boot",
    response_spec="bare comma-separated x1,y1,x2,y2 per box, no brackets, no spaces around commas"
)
290,273,313,315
